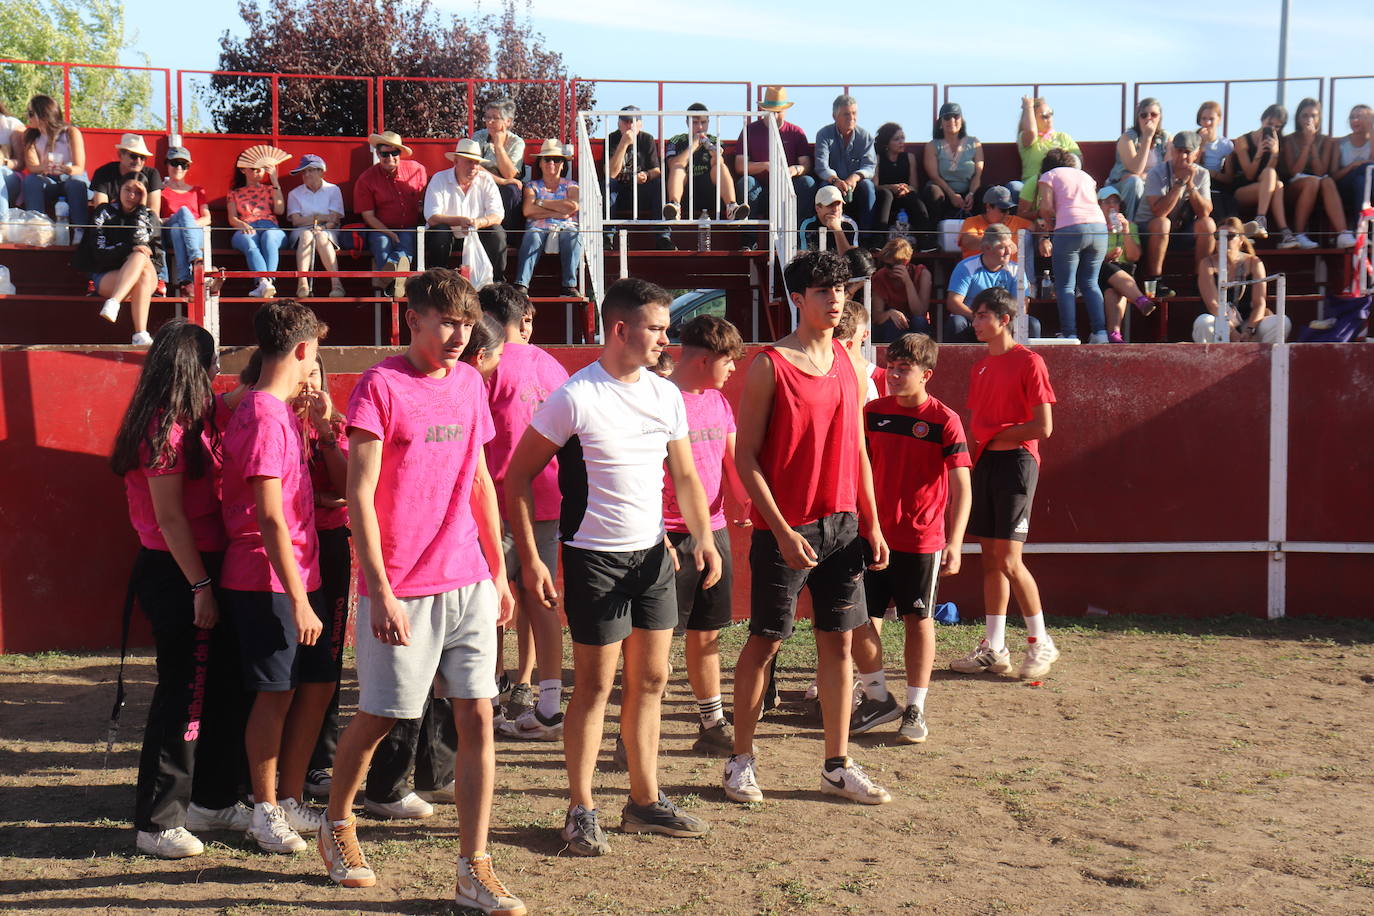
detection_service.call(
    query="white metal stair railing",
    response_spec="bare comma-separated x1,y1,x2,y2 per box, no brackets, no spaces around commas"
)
576,117,605,342
764,113,797,326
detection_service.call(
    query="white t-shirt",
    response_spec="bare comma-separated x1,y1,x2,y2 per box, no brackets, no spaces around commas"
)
423,167,504,237
530,359,688,552
287,181,344,222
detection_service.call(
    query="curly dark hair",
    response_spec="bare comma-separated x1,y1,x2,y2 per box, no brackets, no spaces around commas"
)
783,249,849,296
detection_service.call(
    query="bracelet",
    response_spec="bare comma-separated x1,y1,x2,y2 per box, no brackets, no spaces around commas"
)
190,576,212,593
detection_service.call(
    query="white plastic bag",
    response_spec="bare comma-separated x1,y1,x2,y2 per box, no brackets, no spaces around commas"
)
460,229,493,289
0,264,14,295
938,218,964,253
8,210,55,247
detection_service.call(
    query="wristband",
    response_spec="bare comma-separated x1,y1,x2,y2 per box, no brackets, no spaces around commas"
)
190,576,212,593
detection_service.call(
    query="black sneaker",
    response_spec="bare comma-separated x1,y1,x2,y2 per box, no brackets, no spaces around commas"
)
504,683,534,721
850,693,902,735
559,286,582,299
691,720,733,755
759,667,780,719
561,805,610,856
621,791,710,838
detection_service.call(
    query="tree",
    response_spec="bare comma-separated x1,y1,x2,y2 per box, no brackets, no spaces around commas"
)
0,0,154,130
208,0,594,141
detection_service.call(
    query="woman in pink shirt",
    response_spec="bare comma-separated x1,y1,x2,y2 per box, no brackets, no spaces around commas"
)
1037,147,1108,343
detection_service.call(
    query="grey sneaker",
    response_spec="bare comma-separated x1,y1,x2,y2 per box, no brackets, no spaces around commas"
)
186,801,253,832
305,768,332,799
561,805,610,856
850,692,902,734
1018,640,1061,679
621,791,710,838
504,683,535,720
950,641,1014,675
416,781,455,805
363,791,434,821
896,705,929,744
692,720,734,755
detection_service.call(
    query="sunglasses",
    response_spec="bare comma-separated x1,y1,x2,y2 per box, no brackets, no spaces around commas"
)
377,149,400,159
124,152,147,161
940,113,960,120
1040,111,1054,118
168,160,190,169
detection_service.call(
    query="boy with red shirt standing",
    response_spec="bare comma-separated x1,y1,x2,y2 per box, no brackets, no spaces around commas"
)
850,333,972,743
950,287,1060,680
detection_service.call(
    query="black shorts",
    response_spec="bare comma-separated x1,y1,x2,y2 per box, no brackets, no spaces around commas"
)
1098,260,1130,288
223,588,337,692
749,511,867,640
969,448,1039,543
865,549,940,619
667,527,734,631
562,541,677,646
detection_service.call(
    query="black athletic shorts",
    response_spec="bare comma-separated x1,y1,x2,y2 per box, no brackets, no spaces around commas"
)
223,588,336,692
969,448,1039,543
1098,259,1130,288
562,541,676,646
864,549,940,619
749,511,867,640
667,527,734,631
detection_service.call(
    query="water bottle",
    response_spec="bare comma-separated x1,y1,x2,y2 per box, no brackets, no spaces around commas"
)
1039,270,1053,299
0,264,13,295
697,209,711,252
890,209,910,243
54,200,70,247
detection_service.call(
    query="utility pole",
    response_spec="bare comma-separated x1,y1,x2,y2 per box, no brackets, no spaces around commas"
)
1276,0,1290,105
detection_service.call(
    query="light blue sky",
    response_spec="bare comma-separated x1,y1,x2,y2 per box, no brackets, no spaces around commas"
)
121,0,1374,142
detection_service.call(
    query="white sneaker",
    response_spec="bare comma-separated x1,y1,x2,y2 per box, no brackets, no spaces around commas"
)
950,640,1014,675
280,796,325,835
1018,640,1061,679
131,331,153,346
135,826,204,858
456,852,526,916
99,298,120,322
819,758,892,805
1088,330,1110,344
318,815,376,887
1295,232,1319,249
393,254,410,299
1336,231,1358,249
363,791,434,820
416,781,455,805
723,753,764,803
802,682,819,703
247,802,306,853
498,707,564,741
1277,229,1301,249
186,801,253,832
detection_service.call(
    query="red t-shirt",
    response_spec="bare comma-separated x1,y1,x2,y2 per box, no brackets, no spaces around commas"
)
160,185,208,221
870,364,887,400
308,418,349,531
864,395,971,553
871,263,930,323
353,160,428,229
967,345,1056,464
750,341,860,528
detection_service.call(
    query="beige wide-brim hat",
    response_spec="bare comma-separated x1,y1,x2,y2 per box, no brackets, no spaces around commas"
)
533,138,571,159
445,138,485,163
235,144,292,169
367,131,414,157
116,133,154,157
759,86,794,110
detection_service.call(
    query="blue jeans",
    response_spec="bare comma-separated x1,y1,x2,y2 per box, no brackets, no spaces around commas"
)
367,227,417,269
1051,221,1108,337
231,219,287,275
22,172,89,227
0,167,19,220
737,173,817,248
1113,174,1146,224
160,207,205,285
840,177,878,232
515,224,583,288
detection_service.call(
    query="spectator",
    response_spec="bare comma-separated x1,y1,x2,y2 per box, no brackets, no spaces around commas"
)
1038,148,1108,342
1227,103,1296,245
813,94,878,234
424,138,507,282
74,173,162,345
227,148,287,298
958,186,1035,258
945,224,1041,342
1331,105,1374,230
1195,217,1290,344
0,101,23,220
1097,187,1163,343
920,103,984,249
798,185,858,254
20,94,87,230
355,130,426,295
159,146,210,296
735,86,816,250
1279,98,1356,249
870,238,932,341
872,122,924,236
1138,131,1216,287
286,154,346,299
1107,98,1169,224
1016,96,1080,215
513,139,582,296
663,103,746,221
604,106,671,249
90,133,163,218
472,97,527,229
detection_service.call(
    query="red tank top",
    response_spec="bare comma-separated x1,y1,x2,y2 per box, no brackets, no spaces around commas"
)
750,340,860,528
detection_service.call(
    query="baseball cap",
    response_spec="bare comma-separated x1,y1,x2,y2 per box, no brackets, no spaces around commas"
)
291,153,327,174
815,185,844,206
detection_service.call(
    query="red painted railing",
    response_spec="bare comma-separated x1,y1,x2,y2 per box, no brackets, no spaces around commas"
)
177,70,375,140
377,76,568,141
0,58,172,133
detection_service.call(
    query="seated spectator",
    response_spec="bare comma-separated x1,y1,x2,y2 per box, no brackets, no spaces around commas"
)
424,138,507,282
514,139,582,296
798,185,858,253
1196,101,1236,221
158,146,210,296
604,106,671,249
227,148,287,298
945,223,1041,342
958,186,1034,258
872,121,924,236
869,238,932,341
1038,148,1108,342
20,94,87,231
920,103,984,249
735,86,816,250
1228,103,1296,245
286,154,346,299
0,101,23,220
663,102,746,221
1138,131,1216,288
355,130,426,294
1194,217,1290,343
1331,104,1374,229
90,134,163,218
1107,98,1169,224
1097,187,1163,343
1017,96,1080,215
1280,98,1356,249
74,174,162,345
814,94,878,235
472,97,526,229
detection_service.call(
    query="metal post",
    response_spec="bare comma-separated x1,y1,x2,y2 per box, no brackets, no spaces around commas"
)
1014,229,1030,342
1267,324,1290,618
1215,228,1230,342
1276,0,1290,105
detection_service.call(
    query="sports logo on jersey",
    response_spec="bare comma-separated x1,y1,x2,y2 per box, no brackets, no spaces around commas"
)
913,421,929,439
424,423,467,443
1014,516,1030,535
877,418,892,427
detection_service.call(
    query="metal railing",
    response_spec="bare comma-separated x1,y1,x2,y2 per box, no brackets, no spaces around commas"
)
1133,77,1325,137
0,58,173,133
1328,75,1374,135
177,70,375,139
378,76,568,142
943,82,1128,141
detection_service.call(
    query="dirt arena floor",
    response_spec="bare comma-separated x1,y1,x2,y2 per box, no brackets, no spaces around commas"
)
2,615,1373,916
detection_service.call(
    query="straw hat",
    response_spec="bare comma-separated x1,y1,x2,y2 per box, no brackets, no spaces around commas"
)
116,133,154,157
367,131,413,157
445,138,485,163
533,138,571,159
759,87,794,111
235,144,292,169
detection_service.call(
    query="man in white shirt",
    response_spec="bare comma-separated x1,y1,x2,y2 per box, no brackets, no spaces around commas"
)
424,138,508,282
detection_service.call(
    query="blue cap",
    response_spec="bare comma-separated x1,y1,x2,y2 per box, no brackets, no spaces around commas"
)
290,154,327,174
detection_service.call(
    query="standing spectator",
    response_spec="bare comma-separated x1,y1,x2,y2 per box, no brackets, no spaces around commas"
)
355,131,426,297
869,238,932,340
1331,104,1374,229
1280,98,1356,249
663,103,745,221
944,224,1042,342
921,103,984,248
1228,103,1297,245
872,122,924,235
286,154,346,299
814,94,878,234
958,186,1035,258
604,106,671,249
0,101,23,220
1138,131,1216,287
472,97,527,229
1194,218,1291,344
424,138,508,283
20,94,87,229
227,149,288,298
1107,98,1169,224
1097,187,1162,343
75,174,162,345
90,133,163,217
513,140,581,296
735,86,816,250
1016,96,1080,215
158,146,210,296
1038,147,1108,343
799,184,858,254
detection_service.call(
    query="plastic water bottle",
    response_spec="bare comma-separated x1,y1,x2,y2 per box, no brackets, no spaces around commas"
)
0,265,13,295
697,209,711,252
890,209,910,242
54,200,70,247
1039,270,1053,299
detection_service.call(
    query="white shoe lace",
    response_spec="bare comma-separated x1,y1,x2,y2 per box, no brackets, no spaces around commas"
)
731,756,760,790
844,762,880,795
264,805,294,839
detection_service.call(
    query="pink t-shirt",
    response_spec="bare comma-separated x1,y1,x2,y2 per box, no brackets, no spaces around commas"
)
663,388,736,533
221,391,321,592
347,355,495,598
485,342,568,521
125,409,227,553
1040,167,1103,228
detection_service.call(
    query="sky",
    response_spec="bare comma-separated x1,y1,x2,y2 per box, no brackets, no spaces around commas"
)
116,0,1374,143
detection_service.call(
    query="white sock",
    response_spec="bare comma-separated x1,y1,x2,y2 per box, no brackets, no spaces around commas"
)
906,686,928,711
697,694,724,726
984,614,1007,651
536,679,561,717
1023,613,1048,643
860,670,888,702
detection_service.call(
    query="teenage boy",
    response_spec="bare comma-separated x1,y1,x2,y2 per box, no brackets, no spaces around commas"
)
220,299,335,853
849,333,972,743
318,269,524,916
480,283,570,738
724,249,892,807
505,277,722,857
950,287,1059,680
663,314,752,755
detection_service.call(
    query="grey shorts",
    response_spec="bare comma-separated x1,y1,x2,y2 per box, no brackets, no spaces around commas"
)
355,579,499,718
502,519,559,583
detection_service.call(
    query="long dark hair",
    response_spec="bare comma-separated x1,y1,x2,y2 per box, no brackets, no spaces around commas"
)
111,319,219,478
461,313,505,364
22,94,68,150
874,122,904,156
